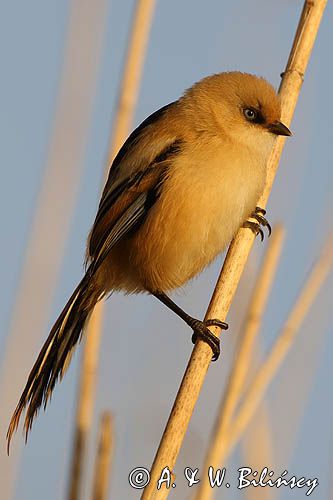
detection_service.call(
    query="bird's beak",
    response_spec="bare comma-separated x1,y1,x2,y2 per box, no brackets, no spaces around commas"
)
267,121,292,136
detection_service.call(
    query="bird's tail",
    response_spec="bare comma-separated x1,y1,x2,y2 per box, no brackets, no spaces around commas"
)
7,268,102,452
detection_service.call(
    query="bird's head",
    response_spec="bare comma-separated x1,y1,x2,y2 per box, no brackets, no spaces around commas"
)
184,71,291,158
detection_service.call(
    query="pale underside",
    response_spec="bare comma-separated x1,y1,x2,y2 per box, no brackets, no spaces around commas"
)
96,133,269,293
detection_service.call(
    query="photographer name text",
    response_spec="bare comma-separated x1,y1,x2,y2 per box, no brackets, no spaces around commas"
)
128,466,318,496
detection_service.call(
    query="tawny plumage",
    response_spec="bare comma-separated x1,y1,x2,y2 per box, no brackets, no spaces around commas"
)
7,72,291,450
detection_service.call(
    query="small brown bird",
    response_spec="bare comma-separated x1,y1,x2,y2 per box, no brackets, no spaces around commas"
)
7,71,291,449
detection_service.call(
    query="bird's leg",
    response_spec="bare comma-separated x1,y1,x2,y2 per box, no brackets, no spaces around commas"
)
243,206,271,241
152,291,228,361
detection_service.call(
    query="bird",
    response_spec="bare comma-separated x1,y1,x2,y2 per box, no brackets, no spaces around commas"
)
7,71,291,449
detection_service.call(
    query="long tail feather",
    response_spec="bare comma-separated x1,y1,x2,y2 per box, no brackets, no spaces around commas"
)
7,269,101,453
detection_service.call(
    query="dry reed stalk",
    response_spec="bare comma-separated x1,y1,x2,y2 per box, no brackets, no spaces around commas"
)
241,405,276,500
106,0,157,167
67,301,104,500
197,233,333,500
91,413,114,500
195,226,284,499
142,2,327,498
269,287,331,465
0,1,108,497
85,0,157,345
66,0,156,497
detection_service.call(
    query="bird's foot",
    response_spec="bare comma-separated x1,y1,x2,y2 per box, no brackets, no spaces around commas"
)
244,206,271,241
190,318,228,361
151,291,228,361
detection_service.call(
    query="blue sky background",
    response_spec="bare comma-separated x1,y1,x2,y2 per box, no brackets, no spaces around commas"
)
1,1,333,499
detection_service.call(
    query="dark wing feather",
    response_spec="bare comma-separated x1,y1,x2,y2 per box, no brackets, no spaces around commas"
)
87,101,182,268
91,192,148,273
90,102,176,246
106,101,175,183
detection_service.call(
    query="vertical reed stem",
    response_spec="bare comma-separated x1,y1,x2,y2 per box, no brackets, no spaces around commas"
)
67,302,104,500
91,413,114,500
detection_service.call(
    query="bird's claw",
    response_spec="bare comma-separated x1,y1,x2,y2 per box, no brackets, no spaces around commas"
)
191,318,228,361
244,206,271,241
253,206,272,236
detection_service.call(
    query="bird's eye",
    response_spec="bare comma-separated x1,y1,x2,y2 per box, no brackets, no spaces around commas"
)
243,108,258,121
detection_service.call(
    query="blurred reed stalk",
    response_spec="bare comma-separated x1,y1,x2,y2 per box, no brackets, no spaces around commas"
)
142,2,327,498
241,405,276,500
197,232,333,500
0,0,108,498
91,412,114,500
236,239,279,500
106,0,157,170
67,306,104,500
66,1,156,499
224,229,285,500
195,225,285,499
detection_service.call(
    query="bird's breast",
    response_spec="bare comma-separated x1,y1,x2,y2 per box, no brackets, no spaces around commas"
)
128,142,267,291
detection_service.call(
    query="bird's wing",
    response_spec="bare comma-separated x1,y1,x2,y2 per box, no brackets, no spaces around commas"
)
87,101,181,271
